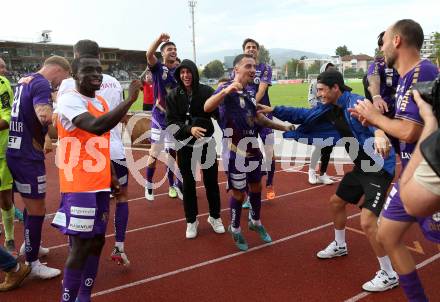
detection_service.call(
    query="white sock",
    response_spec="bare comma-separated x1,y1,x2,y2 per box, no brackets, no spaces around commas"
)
334,229,346,245
231,226,241,233
251,219,261,226
115,241,124,251
378,256,394,275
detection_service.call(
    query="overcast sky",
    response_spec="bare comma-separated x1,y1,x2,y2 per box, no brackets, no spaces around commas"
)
2,0,438,60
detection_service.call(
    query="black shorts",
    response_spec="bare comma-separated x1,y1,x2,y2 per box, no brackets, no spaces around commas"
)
336,167,394,217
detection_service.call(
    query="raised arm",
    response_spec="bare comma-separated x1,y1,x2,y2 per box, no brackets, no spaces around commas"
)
146,33,170,67
73,80,141,135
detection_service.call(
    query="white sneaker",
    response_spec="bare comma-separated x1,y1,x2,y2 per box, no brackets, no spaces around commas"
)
174,185,183,200
316,241,348,259
362,270,399,292
28,260,61,279
145,187,154,201
186,220,199,239
19,242,49,258
207,216,225,234
317,173,334,185
308,170,317,184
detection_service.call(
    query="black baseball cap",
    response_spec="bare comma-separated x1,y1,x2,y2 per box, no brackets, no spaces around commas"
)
317,70,352,92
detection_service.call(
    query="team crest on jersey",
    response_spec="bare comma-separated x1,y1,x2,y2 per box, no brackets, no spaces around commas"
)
432,212,440,222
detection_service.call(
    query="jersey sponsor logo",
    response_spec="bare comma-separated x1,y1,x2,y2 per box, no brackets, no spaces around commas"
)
9,121,23,132
68,217,94,232
401,152,411,160
52,212,67,227
100,82,117,89
71,206,96,217
8,135,22,149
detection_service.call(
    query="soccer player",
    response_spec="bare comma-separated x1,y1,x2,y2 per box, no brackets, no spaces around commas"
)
0,58,23,224
241,38,276,203
365,31,399,116
0,74,16,256
260,69,399,292
351,19,439,301
307,62,337,185
6,56,70,278
204,54,293,251
57,40,132,266
144,33,182,201
52,56,141,302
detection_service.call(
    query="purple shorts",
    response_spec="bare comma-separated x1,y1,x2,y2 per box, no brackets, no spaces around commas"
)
150,108,175,149
51,192,110,238
112,159,128,187
382,183,440,243
6,156,46,199
259,127,274,145
227,155,262,191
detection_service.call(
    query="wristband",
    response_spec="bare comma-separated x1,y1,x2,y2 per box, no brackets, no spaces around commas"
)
372,95,382,99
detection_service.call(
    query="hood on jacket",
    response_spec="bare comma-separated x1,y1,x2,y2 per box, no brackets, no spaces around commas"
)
320,62,335,73
175,59,200,92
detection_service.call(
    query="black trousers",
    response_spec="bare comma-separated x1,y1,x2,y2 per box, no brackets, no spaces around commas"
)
177,141,221,223
320,145,334,174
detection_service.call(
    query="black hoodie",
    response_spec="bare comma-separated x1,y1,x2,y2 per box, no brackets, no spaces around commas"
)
166,59,217,143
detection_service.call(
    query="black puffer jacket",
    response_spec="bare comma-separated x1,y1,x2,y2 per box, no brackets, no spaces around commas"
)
166,59,217,143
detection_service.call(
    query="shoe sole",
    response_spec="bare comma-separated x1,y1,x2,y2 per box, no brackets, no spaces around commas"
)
316,251,348,259
362,282,399,292
111,255,130,266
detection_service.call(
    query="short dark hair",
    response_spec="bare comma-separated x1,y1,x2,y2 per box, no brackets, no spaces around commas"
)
233,54,254,67
242,38,259,50
160,42,176,52
392,19,424,50
73,40,100,58
71,55,98,75
377,31,385,48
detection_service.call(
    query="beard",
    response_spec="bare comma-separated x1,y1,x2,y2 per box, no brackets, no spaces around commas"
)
385,52,397,69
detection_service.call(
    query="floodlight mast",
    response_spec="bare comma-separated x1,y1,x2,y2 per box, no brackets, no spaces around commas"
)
188,1,197,64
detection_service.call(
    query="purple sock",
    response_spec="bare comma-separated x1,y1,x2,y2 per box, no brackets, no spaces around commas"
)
24,215,44,263
61,268,82,302
23,208,28,224
167,168,175,187
146,166,155,189
77,255,100,302
229,196,242,229
266,160,275,187
249,192,262,220
399,270,428,302
114,202,129,243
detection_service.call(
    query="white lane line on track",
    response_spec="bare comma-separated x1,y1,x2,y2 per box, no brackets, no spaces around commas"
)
47,178,333,251
92,210,359,298
344,252,440,302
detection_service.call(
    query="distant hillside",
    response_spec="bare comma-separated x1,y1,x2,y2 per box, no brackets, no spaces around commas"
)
197,48,329,66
